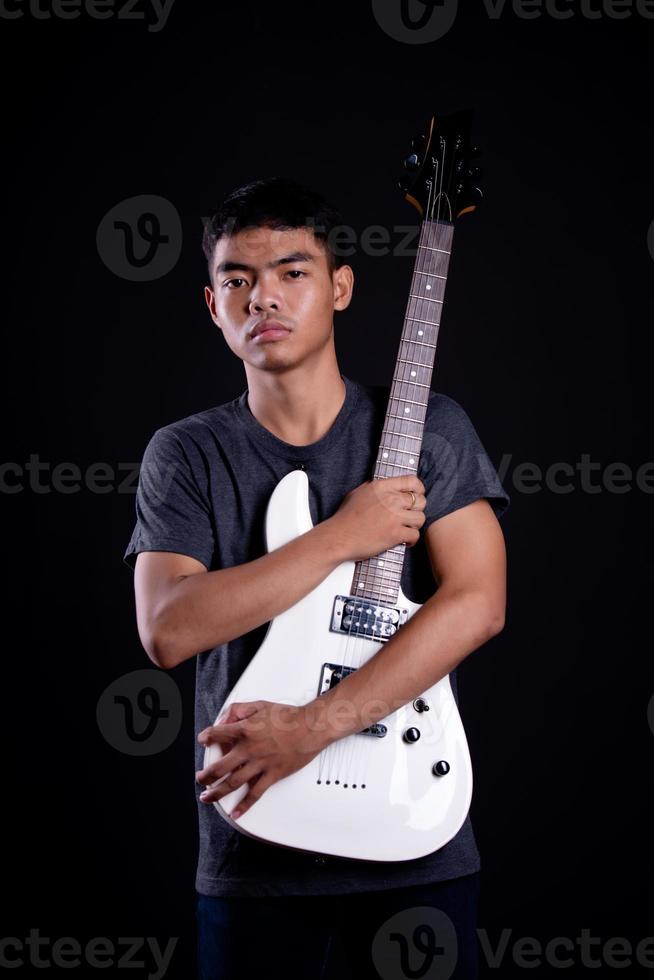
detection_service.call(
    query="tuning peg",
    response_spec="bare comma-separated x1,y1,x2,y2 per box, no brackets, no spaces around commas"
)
403,153,420,171
411,134,426,151
466,166,482,179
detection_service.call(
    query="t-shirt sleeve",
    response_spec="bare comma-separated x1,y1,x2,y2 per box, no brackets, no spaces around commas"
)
123,426,215,571
418,393,510,529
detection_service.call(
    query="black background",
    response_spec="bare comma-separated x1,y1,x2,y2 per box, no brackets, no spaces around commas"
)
5,0,654,976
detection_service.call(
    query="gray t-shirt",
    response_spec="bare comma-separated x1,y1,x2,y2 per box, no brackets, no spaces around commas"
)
123,373,510,897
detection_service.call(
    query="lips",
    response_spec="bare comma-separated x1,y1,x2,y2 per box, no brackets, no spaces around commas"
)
250,320,291,340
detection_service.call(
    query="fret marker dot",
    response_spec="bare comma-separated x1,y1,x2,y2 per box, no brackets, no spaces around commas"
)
409,458,415,464
426,284,432,290
383,451,388,458
418,330,423,336
377,560,384,566
411,371,416,377
404,407,410,413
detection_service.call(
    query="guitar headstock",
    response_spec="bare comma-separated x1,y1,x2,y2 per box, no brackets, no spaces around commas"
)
398,109,482,222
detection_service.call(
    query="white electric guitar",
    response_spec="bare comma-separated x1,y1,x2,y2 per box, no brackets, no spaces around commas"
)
204,110,483,861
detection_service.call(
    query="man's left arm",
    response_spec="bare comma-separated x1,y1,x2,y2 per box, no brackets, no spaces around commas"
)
307,497,507,743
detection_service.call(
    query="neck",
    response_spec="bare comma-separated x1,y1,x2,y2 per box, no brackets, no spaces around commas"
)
245,357,346,446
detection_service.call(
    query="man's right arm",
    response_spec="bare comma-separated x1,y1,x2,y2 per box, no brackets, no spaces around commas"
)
134,518,347,670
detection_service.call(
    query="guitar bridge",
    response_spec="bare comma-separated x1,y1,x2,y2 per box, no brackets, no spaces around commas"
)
317,663,387,737
329,595,409,642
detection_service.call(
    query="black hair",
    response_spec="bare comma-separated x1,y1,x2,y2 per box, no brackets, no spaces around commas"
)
202,176,346,281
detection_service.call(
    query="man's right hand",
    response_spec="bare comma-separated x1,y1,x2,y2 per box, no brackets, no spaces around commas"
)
325,475,427,562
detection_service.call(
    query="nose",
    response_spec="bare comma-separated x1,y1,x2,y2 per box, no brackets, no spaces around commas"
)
248,274,281,316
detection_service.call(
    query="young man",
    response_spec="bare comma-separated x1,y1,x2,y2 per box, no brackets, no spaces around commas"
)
123,176,510,979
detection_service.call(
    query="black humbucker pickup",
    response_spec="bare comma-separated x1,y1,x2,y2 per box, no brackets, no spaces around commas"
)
317,662,388,737
329,595,409,642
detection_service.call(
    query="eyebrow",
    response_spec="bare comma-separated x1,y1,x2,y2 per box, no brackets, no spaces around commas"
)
215,251,316,276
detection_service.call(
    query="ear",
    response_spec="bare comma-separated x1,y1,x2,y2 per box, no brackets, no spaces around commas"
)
204,285,220,326
333,264,354,312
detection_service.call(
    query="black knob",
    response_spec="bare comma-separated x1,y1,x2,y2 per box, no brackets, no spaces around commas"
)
403,727,421,743
432,760,450,777
404,153,420,171
413,698,430,713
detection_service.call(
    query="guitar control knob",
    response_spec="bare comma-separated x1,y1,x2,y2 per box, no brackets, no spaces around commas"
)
432,760,450,777
413,698,430,713
403,727,421,743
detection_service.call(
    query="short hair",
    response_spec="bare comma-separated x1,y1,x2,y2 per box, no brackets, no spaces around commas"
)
202,176,346,281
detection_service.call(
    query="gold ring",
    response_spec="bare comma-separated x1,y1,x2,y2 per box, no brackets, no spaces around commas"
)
405,490,416,509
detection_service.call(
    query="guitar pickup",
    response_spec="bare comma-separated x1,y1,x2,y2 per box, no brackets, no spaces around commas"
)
317,663,388,737
329,595,409,642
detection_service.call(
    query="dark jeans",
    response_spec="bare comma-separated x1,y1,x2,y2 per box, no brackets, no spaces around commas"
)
196,871,480,980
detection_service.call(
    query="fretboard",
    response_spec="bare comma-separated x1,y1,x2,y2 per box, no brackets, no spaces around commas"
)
349,218,455,604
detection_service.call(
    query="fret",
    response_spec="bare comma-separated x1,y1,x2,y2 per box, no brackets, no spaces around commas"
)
413,270,443,280
406,316,440,326
386,412,426,423
380,429,422,441
388,395,427,407
380,446,422,457
418,244,451,254
390,378,430,388
409,293,440,303
396,357,434,368
362,553,405,567
399,338,436,349
377,459,413,470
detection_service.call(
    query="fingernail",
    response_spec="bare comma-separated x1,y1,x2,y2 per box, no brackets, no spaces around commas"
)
231,808,241,819
200,790,210,799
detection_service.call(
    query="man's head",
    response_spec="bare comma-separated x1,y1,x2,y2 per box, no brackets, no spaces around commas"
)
203,176,354,375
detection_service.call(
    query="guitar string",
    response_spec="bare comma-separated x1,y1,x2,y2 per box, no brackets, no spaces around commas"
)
334,152,446,790
321,155,443,789
319,141,449,791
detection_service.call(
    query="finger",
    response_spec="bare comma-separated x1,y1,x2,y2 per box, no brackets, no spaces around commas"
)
196,747,247,786
197,721,243,745
230,769,278,820
230,700,265,720
199,761,262,804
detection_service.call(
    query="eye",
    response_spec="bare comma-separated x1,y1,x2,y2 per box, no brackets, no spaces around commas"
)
285,270,306,279
224,278,247,289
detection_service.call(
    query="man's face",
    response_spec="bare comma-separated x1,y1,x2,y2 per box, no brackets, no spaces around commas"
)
204,225,353,372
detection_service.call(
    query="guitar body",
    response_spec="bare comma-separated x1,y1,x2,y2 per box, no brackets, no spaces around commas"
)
203,469,473,862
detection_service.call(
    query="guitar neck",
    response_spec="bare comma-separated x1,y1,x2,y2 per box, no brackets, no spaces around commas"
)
350,218,455,604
